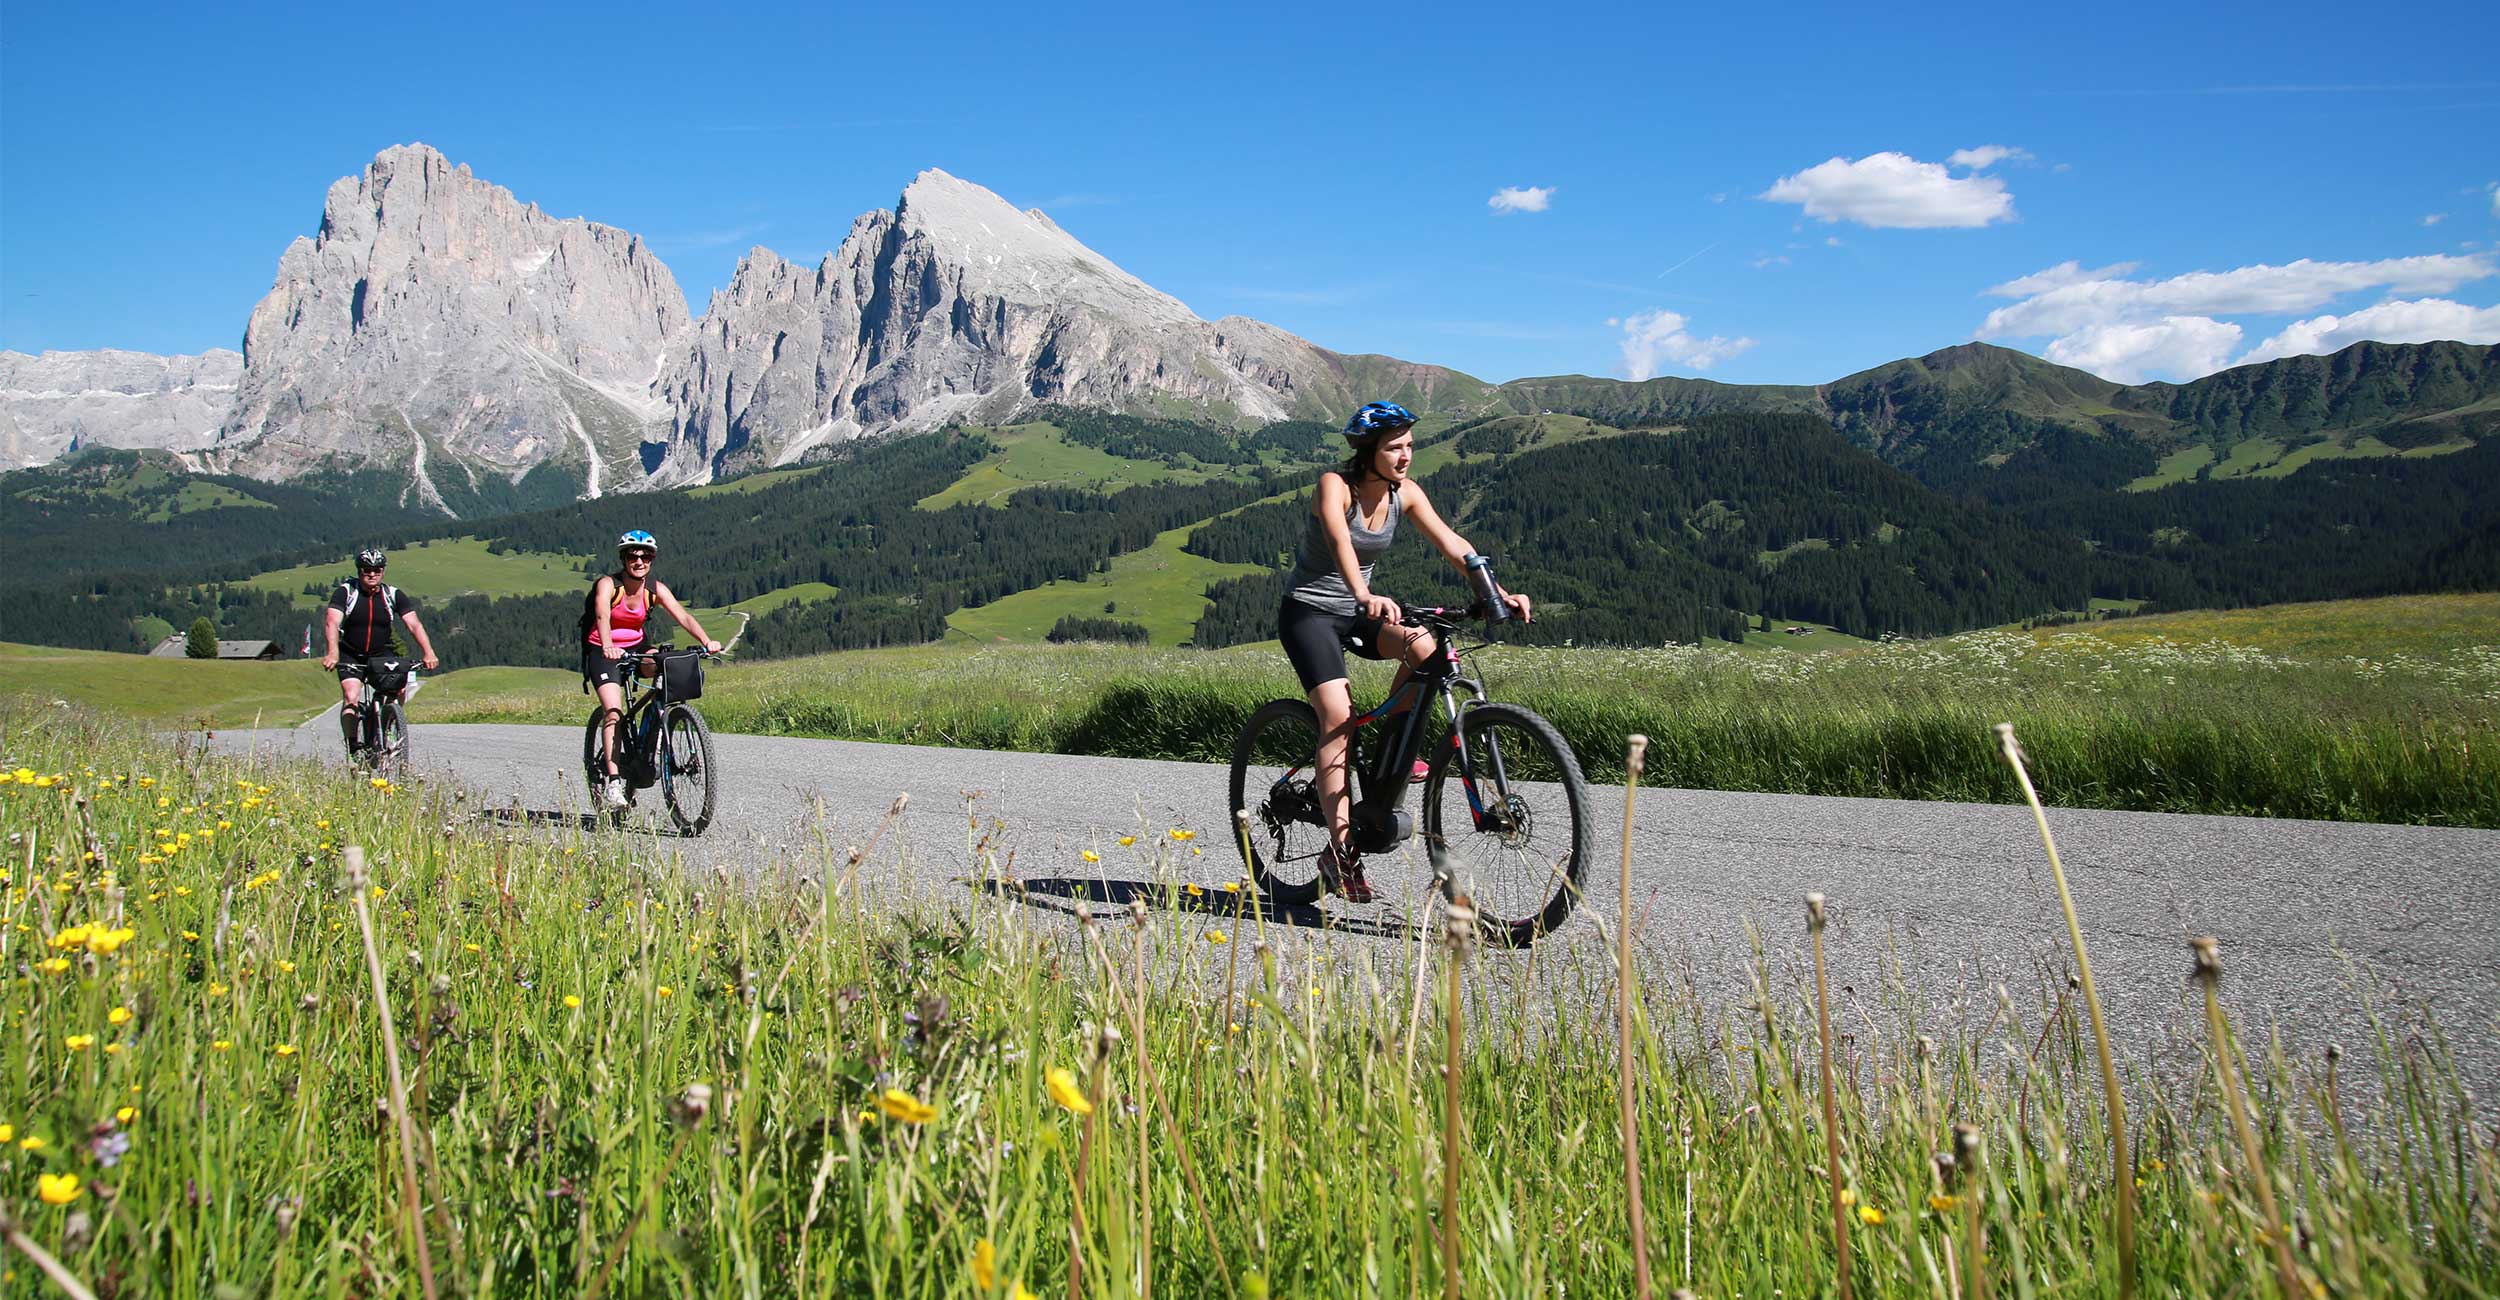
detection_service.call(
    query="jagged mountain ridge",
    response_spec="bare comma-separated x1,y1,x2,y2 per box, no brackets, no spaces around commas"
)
651,169,1491,483
5,144,2493,505
211,144,690,514
0,349,242,471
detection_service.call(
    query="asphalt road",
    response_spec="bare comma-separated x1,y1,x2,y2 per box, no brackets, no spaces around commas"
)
223,719,2500,1094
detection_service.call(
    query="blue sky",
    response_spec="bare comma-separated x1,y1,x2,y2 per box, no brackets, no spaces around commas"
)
3,0,2494,386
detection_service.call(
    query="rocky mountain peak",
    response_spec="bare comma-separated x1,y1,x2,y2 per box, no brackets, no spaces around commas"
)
0,348,243,471
213,143,689,512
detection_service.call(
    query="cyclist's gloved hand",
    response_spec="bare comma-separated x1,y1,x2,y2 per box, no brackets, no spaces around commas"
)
1360,593,1402,626
703,639,723,654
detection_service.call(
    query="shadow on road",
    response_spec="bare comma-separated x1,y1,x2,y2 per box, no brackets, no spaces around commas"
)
473,807,704,839
980,875,1427,942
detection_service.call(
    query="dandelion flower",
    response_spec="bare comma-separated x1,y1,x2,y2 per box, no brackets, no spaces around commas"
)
37,1172,82,1204
877,1089,937,1125
1045,1066,1094,1117
563,995,582,1010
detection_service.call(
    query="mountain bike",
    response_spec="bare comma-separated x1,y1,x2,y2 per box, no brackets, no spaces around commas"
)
342,656,415,778
582,646,720,835
1228,598,1591,947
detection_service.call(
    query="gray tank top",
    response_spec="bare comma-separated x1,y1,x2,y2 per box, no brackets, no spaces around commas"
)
1284,474,1402,615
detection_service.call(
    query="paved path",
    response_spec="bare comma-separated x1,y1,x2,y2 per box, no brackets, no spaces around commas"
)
221,722,2500,1094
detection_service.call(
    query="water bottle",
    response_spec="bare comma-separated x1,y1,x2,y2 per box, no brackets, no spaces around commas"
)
1465,554,1508,623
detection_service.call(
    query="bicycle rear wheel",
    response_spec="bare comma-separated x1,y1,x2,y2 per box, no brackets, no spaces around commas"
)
375,699,411,780
1421,702,1591,947
581,707,626,826
1228,698,1329,907
659,704,717,836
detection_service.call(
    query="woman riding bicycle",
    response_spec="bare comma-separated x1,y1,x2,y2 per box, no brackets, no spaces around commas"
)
1281,402,1532,903
585,529,723,809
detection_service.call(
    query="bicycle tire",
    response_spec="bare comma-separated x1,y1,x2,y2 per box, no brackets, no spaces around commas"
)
1421,702,1591,947
376,698,411,780
581,707,628,826
1228,698,1331,908
659,704,718,836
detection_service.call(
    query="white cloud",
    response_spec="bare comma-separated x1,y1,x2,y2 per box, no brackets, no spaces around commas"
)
2042,317,2245,384
2243,298,2500,364
1825,235,1843,247
2423,213,2447,226
2489,181,2499,217
1759,152,2015,229
1983,260,2144,298
1610,310,1757,379
1488,186,1554,215
1751,254,1791,269
1947,145,2033,170
1977,254,2495,338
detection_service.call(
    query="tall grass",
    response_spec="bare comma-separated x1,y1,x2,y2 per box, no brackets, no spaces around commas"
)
3,698,2493,1296
422,627,2500,825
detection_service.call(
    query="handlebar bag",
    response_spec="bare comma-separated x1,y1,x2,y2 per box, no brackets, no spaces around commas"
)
364,658,411,695
662,648,705,701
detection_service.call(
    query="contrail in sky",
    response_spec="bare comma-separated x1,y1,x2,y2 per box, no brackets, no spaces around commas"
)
1658,243,1717,278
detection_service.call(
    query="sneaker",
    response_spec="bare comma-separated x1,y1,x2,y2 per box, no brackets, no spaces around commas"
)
1321,841,1375,904
602,778,630,810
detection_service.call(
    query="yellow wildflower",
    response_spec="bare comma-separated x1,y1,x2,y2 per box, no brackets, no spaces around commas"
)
1045,1066,1093,1117
37,1172,82,1205
973,1237,999,1289
1207,929,1229,944
1929,1194,1959,1213
1839,1187,1857,1207
464,943,481,953
274,1044,297,1058
1118,835,1136,846
38,957,70,975
19,1135,45,1151
86,928,135,955
1081,849,1099,863
1860,1205,1885,1226
563,995,582,1009
1184,883,1204,896
181,931,199,942
278,960,296,974
116,1107,135,1125
211,1040,232,1052
1168,828,1196,841
877,1089,937,1125
64,1034,95,1051
0,1125,11,1144
657,985,672,998
108,1006,132,1026
1221,881,1241,893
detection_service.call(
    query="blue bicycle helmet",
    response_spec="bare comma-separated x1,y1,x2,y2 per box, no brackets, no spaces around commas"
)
1343,401,1418,441
617,529,658,559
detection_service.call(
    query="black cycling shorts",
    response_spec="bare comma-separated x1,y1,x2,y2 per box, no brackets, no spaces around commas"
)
581,647,628,692
1278,599,1398,693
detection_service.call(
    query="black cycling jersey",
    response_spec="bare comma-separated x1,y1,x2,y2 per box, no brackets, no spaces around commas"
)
327,581,419,657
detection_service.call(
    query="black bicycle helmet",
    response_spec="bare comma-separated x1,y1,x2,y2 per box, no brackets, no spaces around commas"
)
355,547,388,570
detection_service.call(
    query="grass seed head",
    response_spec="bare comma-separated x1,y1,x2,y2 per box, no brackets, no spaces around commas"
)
2191,936,2222,981
1806,893,1827,932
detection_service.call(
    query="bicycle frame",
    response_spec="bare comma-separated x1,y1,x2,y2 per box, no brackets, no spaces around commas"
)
599,646,704,786
1276,606,1517,851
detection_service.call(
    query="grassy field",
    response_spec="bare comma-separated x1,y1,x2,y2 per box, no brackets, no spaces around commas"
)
2126,445,2214,491
0,699,2489,1296
415,593,2500,826
241,536,589,610
0,642,336,727
916,422,1210,510
686,464,831,497
946,523,1266,647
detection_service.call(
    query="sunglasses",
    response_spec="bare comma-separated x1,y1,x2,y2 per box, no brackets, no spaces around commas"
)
358,567,386,575
622,551,655,563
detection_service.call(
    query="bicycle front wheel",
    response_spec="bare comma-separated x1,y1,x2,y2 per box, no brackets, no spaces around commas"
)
375,699,411,780
1421,702,1591,947
1228,698,1329,908
659,704,717,836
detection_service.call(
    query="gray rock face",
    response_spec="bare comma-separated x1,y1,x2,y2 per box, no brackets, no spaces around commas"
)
650,170,1487,483
213,144,689,511
0,349,242,471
